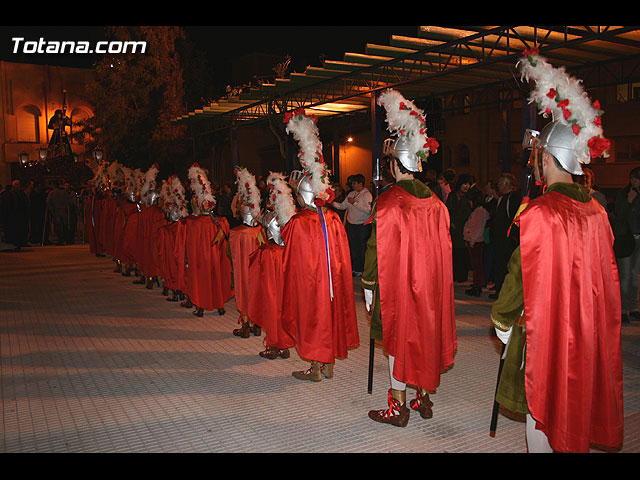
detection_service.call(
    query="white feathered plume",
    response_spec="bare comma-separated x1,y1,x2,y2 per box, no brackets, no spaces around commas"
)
377,89,439,164
188,163,216,211
133,168,144,197
168,174,189,218
140,164,159,204
266,171,296,227
121,166,135,191
91,160,109,190
234,166,261,220
106,161,124,190
284,109,333,202
517,48,610,162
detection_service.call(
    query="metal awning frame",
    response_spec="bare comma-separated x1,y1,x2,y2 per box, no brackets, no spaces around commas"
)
180,26,640,137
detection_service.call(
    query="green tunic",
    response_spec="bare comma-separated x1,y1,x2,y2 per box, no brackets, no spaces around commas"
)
491,182,592,414
361,179,432,341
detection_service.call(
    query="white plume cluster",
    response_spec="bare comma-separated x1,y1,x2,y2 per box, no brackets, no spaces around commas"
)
234,166,261,220
159,179,171,209
106,161,124,189
266,171,296,227
285,109,332,201
377,89,438,163
121,166,136,192
168,174,189,218
133,168,144,196
140,164,159,204
91,161,109,190
517,50,610,162
188,163,215,211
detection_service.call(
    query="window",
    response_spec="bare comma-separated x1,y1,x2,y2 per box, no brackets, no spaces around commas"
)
16,105,41,143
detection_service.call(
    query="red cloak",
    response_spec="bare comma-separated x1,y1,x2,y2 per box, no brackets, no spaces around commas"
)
183,215,233,311
112,200,137,263
229,225,264,315
97,197,116,256
156,220,184,291
247,242,294,350
84,194,100,254
520,192,623,453
136,205,167,277
119,204,141,267
376,185,457,391
281,208,359,364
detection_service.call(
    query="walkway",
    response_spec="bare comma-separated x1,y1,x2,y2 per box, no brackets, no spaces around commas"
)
1,244,638,453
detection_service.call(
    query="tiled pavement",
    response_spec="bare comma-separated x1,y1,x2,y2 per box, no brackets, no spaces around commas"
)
1,244,639,453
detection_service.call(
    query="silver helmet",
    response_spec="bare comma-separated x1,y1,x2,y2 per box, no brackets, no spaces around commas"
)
530,121,583,175
240,205,258,227
169,205,182,223
145,189,159,207
124,183,137,203
392,135,421,173
261,210,284,246
290,170,316,209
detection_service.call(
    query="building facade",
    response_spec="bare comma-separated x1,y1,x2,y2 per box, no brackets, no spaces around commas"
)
0,61,96,186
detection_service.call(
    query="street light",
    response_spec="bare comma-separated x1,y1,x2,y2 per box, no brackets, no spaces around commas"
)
93,148,103,162
38,147,48,163
19,152,29,167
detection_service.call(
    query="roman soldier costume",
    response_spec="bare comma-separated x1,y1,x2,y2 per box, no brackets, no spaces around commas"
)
182,163,233,317
280,109,359,382
229,166,266,338
364,89,456,427
492,49,622,453
246,172,297,359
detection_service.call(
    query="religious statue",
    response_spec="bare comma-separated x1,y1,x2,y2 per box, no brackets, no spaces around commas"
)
47,91,73,162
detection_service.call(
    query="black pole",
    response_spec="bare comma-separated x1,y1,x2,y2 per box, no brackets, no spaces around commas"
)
489,343,506,436
367,91,383,395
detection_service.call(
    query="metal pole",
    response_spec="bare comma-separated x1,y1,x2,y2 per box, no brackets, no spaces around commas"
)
367,91,382,395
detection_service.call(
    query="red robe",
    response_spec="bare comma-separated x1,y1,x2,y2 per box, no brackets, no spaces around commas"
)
520,192,623,453
281,208,359,364
156,220,184,291
247,242,294,350
136,205,167,277
112,199,132,263
376,186,457,391
85,193,100,254
98,196,117,256
229,225,265,315
183,215,233,311
115,203,140,267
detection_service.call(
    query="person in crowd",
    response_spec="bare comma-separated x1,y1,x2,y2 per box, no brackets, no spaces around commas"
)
579,167,608,208
614,166,640,324
463,188,490,296
0,179,30,249
28,181,47,245
439,168,456,203
446,173,472,282
331,172,373,276
364,89,456,427
492,50,622,453
46,180,74,246
490,172,521,299
482,180,498,289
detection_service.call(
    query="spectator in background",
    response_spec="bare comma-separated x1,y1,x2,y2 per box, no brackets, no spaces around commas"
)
579,167,608,209
446,173,472,282
46,180,74,246
483,179,498,289
332,173,373,276
490,173,521,299
439,168,456,204
614,166,640,324
463,188,490,296
0,179,29,249
28,181,47,244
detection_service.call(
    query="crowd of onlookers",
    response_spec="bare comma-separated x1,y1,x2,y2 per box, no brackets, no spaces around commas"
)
0,178,81,250
1,164,639,325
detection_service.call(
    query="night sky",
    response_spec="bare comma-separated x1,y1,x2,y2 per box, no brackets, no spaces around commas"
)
0,25,420,70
